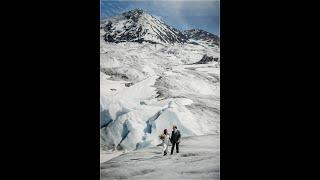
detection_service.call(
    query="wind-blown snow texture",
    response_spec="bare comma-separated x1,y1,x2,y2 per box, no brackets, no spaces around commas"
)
100,9,220,176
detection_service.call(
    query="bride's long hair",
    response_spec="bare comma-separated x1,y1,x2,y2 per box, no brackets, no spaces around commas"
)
164,129,168,135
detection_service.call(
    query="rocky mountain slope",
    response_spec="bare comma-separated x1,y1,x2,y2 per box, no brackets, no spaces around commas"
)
101,9,187,44
100,9,220,46
184,29,220,46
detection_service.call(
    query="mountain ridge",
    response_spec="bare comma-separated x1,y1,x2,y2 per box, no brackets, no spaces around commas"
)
101,9,187,44
100,9,219,45
184,29,220,46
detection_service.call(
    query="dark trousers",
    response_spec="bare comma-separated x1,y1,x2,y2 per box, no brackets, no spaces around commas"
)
171,142,179,154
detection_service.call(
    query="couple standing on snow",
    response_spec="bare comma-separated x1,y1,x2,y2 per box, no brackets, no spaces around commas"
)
161,125,181,156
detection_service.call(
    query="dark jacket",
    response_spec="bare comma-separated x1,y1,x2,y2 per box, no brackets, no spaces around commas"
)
170,130,181,143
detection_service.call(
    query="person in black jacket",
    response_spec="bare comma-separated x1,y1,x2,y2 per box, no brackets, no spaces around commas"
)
170,125,181,155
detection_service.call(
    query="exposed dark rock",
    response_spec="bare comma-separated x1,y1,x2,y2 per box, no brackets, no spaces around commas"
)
100,68,129,80
125,82,134,87
193,54,219,64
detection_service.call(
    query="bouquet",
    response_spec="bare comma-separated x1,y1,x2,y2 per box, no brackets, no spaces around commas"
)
159,134,165,140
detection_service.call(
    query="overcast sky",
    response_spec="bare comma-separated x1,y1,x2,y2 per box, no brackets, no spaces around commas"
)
101,0,220,35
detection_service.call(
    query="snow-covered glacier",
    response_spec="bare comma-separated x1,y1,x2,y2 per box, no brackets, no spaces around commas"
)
100,9,220,154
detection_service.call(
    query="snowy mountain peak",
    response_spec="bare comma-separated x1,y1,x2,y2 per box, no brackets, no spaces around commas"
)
101,9,187,44
184,29,220,46
122,8,146,18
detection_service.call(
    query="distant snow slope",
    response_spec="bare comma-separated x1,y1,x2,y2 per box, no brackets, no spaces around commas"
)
101,135,220,180
100,9,220,153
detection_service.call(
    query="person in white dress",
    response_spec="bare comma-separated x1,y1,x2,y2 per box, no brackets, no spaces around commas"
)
161,129,170,156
